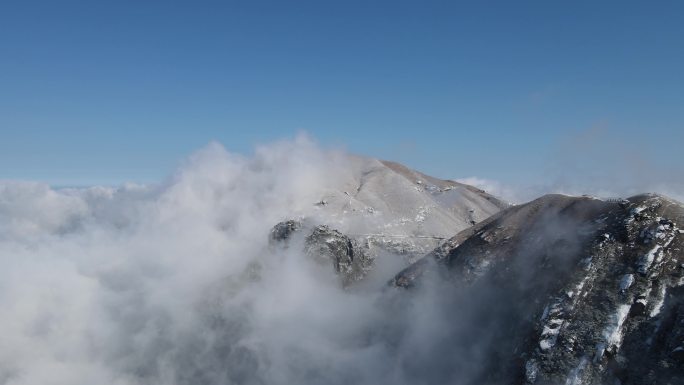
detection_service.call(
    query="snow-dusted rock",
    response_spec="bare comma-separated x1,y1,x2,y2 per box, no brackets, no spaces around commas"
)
392,193,684,384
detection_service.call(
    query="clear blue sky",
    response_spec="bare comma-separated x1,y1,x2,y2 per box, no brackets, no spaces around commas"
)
1,0,683,186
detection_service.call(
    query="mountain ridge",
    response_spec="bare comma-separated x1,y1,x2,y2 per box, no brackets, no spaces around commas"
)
389,192,684,384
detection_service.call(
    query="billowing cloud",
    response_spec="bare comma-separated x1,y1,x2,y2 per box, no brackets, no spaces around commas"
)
1,134,681,385
0,136,475,385
0,135,368,384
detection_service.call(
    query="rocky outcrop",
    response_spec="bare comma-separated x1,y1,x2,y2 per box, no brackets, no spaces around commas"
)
305,225,373,286
392,193,684,384
269,220,373,286
268,219,302,245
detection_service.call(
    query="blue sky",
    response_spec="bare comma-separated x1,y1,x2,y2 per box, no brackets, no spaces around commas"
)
1,0,683,187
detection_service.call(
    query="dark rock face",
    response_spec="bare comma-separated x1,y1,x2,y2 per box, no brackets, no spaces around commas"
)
268,221,373,286
392,193,684,384
269,220,302,245
305,225,373,286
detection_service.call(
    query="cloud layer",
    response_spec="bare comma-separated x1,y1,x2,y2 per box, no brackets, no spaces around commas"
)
1,135,681,385
2,136,480,385
0,137,372,384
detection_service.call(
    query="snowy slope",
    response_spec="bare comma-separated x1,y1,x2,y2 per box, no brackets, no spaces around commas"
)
297,155,508,257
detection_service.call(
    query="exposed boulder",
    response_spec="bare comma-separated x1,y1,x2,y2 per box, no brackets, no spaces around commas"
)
269,219,302,245
268,221,373,286
305,225,373,286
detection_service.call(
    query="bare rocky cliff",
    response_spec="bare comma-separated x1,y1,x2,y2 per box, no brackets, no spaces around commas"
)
392,193,684,384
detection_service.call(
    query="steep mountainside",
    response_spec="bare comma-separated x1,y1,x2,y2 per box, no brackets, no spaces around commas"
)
392,193,684,384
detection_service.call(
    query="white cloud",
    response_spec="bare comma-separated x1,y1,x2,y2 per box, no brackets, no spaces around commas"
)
1,136,456,385
0,136,358,384
1,134,681,385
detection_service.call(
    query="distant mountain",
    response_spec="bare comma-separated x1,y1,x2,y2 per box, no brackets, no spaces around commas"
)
294,156,508,260
268,156,509,284
392,193,684,384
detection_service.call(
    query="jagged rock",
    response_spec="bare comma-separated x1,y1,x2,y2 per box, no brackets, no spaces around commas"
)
305,225,373,286
269,219,302,244
268,221,374,286
391,193,684,384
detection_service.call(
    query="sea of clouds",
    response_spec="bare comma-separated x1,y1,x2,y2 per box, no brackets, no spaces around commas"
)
1,135,681,385
0,137,467,385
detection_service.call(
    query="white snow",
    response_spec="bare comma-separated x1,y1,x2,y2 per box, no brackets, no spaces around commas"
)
649,285,667,317
595,304,631,361
637,245,663,274
637,225,677,275
625,205,647,224
539,301,565,351
606,304,631,347
574,276,589,296
540,337,556,351
542,319,563,337
619,274,634,291
636,298,648,307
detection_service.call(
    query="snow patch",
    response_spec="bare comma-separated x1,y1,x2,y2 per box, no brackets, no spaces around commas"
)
595,304,631,361
637,245,662,274
649,285,667,318
539,300,564,351
637,223,677,275
619,274,634,292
